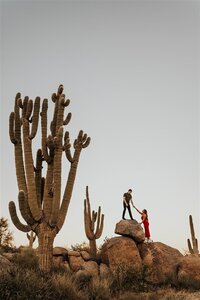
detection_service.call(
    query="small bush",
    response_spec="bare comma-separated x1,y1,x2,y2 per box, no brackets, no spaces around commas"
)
11,248,39,271
70,241,90,252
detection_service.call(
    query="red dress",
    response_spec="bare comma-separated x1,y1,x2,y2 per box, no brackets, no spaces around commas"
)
142,215,150,239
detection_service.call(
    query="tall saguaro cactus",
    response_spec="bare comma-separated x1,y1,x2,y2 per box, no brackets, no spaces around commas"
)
27,231,36,248
9,85,90,272
84,186,104,259
187,214,199,256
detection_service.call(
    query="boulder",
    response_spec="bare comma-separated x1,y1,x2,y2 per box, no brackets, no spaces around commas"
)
138,242,183,284
68,250,81,257
82,260,99,276
115,220,145,243
178,256,200,289
68,254,84,272
101,236,142,273
68,253,99,275
53,246,68,257
80,250,91,261
53,247,68,266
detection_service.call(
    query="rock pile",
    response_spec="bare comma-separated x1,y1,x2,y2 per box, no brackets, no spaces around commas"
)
51,219,200,288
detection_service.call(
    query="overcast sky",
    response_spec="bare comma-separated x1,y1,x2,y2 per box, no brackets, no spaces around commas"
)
1,0,200,253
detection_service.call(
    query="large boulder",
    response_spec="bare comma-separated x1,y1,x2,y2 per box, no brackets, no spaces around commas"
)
53,246,68,267
68,253,99,275
101,236,142,273
138,242,183,284
68,253,83,272
115,220,145,243
178,256,200,289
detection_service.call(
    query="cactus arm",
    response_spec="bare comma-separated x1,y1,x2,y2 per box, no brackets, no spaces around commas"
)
9,201,31,232
56,96,65,134
91,211,97,232
95,207,101,235
187,239,194,254
27,231,37,248
83,137,91,148
95,213,104,239
10,96,28,195
23,118,42,221
56,131,90,231
63,112,72,125
18,190,36,225
41,177,45,205
25,99,33,120
49,127,63,226
43,163,54,221
84,199,94,240
64,132,74,163
29,97,40,139
50,85,63,137
188,214,199,255
56,162,79,231
9,112,17,144
35,149,43,209
21,96,29,119
41,98,52,164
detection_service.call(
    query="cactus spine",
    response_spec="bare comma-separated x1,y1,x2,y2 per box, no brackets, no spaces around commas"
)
27,231,36,248
9,85,90,272
84,186,104,259
187,214,199,256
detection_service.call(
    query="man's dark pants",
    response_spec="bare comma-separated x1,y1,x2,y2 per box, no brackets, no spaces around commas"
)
122,202,133,220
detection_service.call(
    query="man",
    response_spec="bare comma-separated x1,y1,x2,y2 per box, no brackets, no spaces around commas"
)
122,188,134,220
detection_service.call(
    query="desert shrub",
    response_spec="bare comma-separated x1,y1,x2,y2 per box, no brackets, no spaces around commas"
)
11,248,39,271
70,241,90,252
0,267,85,300
87,275,113,300
110,265,151,294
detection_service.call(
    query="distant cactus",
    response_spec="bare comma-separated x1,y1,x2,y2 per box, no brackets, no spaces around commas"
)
9,85,90,273
27,231,36,248
84,186,104,259
187,215,199,256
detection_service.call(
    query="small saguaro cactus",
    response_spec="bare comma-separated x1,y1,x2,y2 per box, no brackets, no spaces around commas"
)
84,186,104,259
27,231,36,248
187,214,199,256
9,85,90,273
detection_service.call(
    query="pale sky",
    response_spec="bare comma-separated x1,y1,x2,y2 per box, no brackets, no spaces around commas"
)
1,0,200,253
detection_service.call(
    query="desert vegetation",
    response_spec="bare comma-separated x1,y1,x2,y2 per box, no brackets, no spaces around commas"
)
1,246,200,300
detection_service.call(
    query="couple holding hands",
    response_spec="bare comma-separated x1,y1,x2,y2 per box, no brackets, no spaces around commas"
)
122,188,151,243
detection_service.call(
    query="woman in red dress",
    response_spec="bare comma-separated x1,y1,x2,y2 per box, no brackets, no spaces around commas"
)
134,206,151,242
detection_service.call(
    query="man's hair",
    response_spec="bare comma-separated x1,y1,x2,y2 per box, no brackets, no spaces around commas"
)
128,189,132,192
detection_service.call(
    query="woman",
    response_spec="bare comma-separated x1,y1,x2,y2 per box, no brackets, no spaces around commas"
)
134,206,151,242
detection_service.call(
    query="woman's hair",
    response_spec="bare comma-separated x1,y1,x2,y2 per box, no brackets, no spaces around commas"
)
143,209,148,219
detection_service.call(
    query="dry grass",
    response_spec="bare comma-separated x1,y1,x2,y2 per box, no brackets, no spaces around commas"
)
115,289,200,300
1,249,200,299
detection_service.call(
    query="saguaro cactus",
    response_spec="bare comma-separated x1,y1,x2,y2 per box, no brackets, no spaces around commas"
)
27,231,36,248
187,214,199,256
9,85,90,272
84,186,104,259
